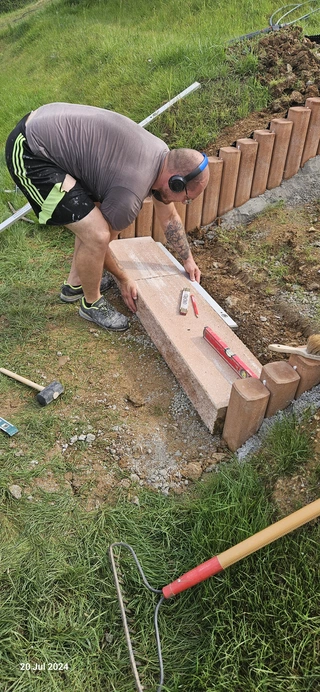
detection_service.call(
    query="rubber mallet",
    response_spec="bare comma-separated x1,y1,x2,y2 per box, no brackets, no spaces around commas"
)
0,368,64,406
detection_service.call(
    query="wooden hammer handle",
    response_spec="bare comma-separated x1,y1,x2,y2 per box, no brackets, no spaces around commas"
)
268,344,320,361
0,368,44,392
269,344,307,355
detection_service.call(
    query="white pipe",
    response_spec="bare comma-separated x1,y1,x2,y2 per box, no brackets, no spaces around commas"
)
0,202,32,232
139,81,201,127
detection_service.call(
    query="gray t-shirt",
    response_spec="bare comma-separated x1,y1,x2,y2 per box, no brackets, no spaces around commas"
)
26,103,169,230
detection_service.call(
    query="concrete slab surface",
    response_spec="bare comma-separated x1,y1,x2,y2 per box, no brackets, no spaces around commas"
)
110,237,262,432
157,243,238,330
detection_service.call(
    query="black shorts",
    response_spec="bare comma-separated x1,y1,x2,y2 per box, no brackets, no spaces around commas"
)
5,114,95,226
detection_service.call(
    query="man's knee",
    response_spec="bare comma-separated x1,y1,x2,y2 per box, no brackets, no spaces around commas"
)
66,206,111,249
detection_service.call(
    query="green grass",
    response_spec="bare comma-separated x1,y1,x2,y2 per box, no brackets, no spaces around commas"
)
253,410,316,482
0,0,318,148
0,0,36,14
0,210,73,345
0,459,319,692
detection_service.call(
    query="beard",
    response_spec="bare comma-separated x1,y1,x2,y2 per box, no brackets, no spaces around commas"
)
151,188,171,204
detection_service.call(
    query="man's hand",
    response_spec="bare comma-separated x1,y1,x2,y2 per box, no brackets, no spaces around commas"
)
183,255,201,283
119,277,138,312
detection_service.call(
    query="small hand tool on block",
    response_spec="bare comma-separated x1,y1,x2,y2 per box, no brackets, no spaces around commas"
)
203,326,258,378
179,287,190,315
0,368,64,406
269,334,320,361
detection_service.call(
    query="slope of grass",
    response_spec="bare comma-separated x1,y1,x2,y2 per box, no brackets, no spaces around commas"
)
0,0,316,148
1,0,319,149
0,0,35,14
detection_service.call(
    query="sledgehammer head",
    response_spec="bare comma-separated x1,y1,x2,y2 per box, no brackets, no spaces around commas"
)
36,381,64,406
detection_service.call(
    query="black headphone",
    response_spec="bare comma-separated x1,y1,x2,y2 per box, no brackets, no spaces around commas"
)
168,153,209,193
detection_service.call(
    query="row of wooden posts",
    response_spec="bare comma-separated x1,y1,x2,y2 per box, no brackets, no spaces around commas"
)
118,97,320,242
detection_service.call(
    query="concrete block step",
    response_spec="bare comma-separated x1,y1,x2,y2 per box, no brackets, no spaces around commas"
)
109,237,262,432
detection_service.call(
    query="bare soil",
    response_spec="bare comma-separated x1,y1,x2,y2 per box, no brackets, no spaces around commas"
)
200,26,320,367
191,203,320,360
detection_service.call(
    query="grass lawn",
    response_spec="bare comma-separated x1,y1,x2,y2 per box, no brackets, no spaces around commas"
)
1,454,319,692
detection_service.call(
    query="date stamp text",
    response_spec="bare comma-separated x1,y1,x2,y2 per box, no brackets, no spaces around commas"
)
20,662,69,672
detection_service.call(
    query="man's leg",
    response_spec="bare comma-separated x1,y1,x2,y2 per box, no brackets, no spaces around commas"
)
60,234,115,303
65,205,129,331
65,206,109,303
60,174,106,301
65,236,84,287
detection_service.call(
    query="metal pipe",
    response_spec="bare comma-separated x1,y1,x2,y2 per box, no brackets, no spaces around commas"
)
139,81,200,128
0,202,33,233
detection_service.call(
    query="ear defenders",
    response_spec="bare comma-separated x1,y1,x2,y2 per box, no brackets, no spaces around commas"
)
168,153,208,193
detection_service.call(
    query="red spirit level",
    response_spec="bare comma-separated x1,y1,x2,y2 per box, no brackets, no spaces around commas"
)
203,326,258,379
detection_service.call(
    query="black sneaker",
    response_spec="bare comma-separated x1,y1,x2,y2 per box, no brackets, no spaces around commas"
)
79,296,129,331
60,273,114,303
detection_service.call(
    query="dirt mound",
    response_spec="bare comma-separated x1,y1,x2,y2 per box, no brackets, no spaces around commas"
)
255,25,320,111
207,25,320,154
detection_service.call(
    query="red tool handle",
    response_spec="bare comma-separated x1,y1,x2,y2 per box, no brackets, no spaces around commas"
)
203,326,258,379
162,498,320,598
162,556,223,598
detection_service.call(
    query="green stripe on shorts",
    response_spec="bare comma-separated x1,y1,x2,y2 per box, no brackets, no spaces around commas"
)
39,183,66,224
12,134,44,207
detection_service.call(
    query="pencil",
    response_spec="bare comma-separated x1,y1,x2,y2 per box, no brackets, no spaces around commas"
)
191,294,199,317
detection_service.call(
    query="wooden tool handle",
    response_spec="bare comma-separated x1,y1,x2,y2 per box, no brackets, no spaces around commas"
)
219,498,320,569
162,498,320,598
268,344,301,354
269,345,320,361
0,368,43,392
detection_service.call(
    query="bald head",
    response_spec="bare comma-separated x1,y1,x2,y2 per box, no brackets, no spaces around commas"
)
152,147,209,205
167,149,209,190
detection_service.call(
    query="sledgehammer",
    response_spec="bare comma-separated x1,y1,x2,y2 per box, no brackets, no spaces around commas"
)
0,368,64,406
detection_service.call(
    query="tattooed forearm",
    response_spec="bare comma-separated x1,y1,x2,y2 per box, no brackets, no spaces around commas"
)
164,219,190,261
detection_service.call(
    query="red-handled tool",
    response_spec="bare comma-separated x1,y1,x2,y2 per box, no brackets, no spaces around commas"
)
203,326,258,379
162,498,320,598
109,498,320,691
